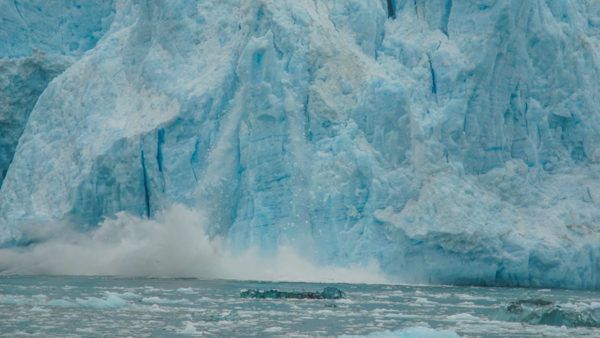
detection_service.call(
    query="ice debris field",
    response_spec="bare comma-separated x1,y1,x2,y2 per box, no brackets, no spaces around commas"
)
1,0,600,289
1,276,600,337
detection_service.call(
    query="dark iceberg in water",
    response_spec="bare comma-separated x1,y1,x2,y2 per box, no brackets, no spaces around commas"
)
240,287,344,300
502,299,600,328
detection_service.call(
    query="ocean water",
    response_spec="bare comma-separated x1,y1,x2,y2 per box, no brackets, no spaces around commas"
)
0,276,599,337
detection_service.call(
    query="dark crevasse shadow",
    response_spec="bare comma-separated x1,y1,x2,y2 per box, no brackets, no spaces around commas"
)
386,0,396,19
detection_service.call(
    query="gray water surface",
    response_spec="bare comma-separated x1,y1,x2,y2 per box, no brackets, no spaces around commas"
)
0,276,599,337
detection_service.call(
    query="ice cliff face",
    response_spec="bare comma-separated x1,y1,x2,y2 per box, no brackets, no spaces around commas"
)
1,0,600,289
0,0,115,184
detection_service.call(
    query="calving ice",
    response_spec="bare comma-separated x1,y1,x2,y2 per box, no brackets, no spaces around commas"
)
1,0,600,289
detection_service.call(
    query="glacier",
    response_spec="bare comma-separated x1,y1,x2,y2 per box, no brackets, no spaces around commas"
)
1,0,600,289
0,0,115,184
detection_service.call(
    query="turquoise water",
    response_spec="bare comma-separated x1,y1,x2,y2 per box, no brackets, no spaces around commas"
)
0,276,599,337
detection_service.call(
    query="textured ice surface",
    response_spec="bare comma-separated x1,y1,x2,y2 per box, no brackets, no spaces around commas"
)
1,0,600,288
0,0,115,186
0,1,115,58
0,53,69,184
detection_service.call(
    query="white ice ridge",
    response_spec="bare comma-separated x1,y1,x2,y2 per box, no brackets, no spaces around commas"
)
1,0,600,289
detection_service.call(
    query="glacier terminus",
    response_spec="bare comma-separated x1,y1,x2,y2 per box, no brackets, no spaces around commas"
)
1,0,600,290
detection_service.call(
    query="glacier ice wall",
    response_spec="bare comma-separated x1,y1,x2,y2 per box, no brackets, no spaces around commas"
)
1,0,600,289
0,0,115,185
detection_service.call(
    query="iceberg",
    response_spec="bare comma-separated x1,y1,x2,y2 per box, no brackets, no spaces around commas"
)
1,0,600,289
240,287,345,300
502,298,600,328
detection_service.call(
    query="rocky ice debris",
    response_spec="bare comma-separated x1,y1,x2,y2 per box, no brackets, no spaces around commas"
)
503,299,600,328
506,299,554,314
240,287,345,300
